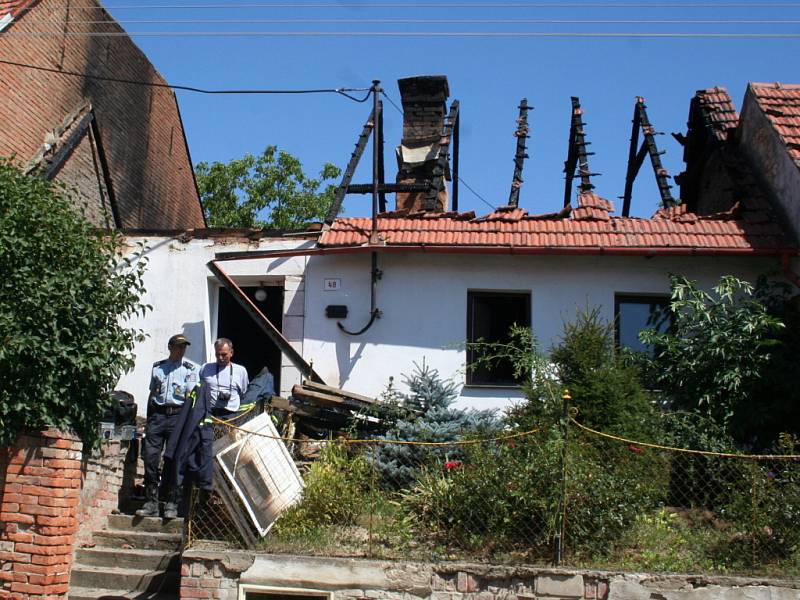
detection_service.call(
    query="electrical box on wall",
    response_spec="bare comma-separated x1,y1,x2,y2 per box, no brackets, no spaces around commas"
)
325,305,348,319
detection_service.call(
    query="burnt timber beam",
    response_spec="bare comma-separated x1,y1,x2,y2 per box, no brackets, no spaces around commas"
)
636,97,676,208
622,103,642,217
425,100,460,212
452,107,460,211
346,182,430,194
207,260,325,384
377,99,386,213
508,98,532,207
563,97,598,207
325,108,376,224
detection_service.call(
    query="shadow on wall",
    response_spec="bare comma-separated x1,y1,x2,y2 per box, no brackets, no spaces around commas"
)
335,339,367,388
181,321,206,365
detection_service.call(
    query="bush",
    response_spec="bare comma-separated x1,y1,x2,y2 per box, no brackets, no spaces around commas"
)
0,159,147,447
369,363,499,489
272,443,371,539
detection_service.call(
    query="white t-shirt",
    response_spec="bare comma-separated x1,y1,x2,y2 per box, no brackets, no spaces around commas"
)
199,362,249,412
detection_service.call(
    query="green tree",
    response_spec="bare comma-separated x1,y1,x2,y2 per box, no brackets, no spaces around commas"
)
195,146,342,229
0,158,148,447
640,275,784,436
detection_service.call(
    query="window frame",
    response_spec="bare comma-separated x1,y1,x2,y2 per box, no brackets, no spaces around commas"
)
614,293,671,352
465,290,532,388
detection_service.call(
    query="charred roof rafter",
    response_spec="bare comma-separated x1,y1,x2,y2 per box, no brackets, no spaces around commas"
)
621,96,676,216
563,96,599,208
508,98,532,208
425,99,460,212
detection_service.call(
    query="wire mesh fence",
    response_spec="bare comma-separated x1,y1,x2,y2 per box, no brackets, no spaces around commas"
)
185,403,800,576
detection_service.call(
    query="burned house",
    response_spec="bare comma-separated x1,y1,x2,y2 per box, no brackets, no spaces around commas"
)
116,76,800,415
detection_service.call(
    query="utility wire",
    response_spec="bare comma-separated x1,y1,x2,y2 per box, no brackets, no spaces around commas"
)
5,31,800,37
53,2,800,9
458,176,498,212
381,90,404,117
0,58,372,98
22,18,800,24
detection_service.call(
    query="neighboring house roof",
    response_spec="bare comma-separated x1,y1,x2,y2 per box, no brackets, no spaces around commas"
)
693,86,740,142
319,191,793,255
749,82,800,168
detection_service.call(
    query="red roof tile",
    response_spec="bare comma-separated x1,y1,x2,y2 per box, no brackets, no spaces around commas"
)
319,206,792,253
0,0,36,19
695,87,739,142
750,82,800,167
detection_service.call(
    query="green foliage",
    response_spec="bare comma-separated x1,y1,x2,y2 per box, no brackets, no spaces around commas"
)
370,363,500,489
195,146,341,229
272,443,371,539
0,158,148,447
640,275,784,435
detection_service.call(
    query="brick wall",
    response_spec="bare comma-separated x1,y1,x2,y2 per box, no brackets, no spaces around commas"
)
0,429,82,599
0,0,204,229
74,439,139,548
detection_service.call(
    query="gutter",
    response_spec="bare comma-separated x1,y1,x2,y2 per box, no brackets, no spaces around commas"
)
214,243,800,262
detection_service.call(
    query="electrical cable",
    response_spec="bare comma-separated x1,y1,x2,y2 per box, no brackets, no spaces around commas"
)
4,31,800,37
21,18,800,24
0,58,372,98
47,2,800,9
457,176,498,212
380,90,404,117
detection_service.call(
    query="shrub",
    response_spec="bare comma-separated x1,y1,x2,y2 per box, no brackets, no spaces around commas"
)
640,275,784,437
272,443,371,538
369,363,500,489
0,159,148,447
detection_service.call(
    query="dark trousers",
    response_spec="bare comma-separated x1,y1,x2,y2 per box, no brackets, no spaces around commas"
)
143,411,180,493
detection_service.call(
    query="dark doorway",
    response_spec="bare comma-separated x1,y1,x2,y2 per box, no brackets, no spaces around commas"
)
216,285,284,391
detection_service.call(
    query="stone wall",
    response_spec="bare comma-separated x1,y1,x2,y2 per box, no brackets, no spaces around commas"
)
0,429,83,599
180,553,800,600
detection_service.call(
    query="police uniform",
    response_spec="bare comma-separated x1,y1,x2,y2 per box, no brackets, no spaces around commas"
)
141,356,198,507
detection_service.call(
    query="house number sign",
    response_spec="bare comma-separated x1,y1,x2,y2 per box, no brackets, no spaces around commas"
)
324,278,341,291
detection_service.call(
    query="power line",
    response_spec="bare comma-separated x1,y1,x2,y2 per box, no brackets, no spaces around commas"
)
381,90,404,116
22,18,800,24
457,176,498,212
55,2,800,9
0,58,372,98
5,31,800,37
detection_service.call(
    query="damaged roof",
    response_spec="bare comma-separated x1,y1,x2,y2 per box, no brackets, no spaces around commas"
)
319,191,792,254
750,82,800,168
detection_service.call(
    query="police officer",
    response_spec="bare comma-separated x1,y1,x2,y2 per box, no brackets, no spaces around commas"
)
137,334,198,518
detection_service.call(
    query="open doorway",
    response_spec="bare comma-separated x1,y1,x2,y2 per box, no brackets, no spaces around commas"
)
216,285,284,391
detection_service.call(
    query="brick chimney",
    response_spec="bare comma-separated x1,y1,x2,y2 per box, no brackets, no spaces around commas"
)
395,75,450,212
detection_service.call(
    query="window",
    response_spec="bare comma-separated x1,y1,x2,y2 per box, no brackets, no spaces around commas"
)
466,291,531,386
614,294,670,354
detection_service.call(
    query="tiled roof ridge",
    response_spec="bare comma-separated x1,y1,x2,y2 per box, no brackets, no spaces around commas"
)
694,86,739,142
750,81,800,90
749,82,800,168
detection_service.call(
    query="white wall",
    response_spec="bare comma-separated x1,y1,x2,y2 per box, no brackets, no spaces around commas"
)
116,236,781,415
302,252,778,411
116,235,311,412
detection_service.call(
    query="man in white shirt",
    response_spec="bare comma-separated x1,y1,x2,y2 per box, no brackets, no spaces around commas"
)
199,338,249,417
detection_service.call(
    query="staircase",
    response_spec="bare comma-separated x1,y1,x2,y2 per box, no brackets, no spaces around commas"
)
68,513,183,599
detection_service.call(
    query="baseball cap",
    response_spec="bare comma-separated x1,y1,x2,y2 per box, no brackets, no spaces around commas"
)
168,334,191,347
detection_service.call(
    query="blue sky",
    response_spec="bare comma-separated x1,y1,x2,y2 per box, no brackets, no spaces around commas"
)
102,1,800,219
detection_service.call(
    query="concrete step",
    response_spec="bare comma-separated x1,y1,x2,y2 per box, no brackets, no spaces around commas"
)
91,529,183,551
68,586,177,600
75,547,180,571
70,565,179,593
107,514,184,534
